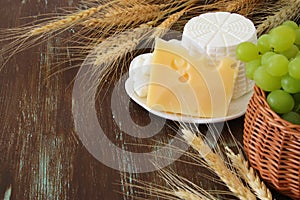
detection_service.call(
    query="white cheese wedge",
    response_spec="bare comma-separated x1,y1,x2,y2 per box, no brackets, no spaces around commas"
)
182,12,257,99
146,38,239,118
129,53,152,97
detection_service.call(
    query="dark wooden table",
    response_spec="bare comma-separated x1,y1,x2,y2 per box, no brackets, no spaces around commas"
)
0,0,292,199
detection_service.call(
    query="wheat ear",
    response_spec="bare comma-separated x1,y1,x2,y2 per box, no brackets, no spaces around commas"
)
226,0,261,16
0,2,114,68
182,129,256,200
225,147,273,200
152,8,187,38
83,24,151,96
30,2,115,36
93,24,151,66
81,4,167,28
225,0,260,12
257,0,300,35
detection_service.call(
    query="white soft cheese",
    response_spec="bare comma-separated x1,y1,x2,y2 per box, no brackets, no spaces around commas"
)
182,12,257,99
129,53,152,97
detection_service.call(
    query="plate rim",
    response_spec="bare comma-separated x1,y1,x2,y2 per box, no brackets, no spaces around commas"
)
125,76,253,124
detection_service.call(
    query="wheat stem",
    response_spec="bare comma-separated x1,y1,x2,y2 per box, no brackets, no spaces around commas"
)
256,0,300,35
174,190,205,200
225,147,273,200
158,169,217,200
182,129,256,200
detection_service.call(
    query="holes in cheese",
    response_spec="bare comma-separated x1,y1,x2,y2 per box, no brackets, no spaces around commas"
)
179,73,189,83
146,38,239,118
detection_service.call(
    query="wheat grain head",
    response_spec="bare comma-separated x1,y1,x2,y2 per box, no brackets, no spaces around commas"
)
182,129,256,200
225,147,273,200
30,2,115,36
256,0,300,35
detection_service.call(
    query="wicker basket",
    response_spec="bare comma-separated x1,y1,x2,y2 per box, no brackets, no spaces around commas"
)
244,85,300,199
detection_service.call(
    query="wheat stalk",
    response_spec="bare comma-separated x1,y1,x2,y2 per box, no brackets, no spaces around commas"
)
0,1,119,68
225,147,273,200
157,169,219,200
174,190,205,200
256,0,300,35
30,2,116,36
74,2,192,67
79,24,152,98
160,169,218,200
182,129,256,200
122,173,215,200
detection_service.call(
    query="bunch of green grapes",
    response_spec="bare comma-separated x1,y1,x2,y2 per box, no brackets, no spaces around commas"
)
236,20,300,125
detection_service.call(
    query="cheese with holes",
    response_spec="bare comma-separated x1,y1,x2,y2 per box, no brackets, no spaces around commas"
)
182,12,257,99
146,38,239,118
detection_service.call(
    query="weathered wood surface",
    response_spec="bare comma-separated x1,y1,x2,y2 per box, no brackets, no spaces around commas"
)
0,0,291,199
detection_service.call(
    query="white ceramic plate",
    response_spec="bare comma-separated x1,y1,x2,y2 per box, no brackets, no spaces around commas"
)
125,77,253,123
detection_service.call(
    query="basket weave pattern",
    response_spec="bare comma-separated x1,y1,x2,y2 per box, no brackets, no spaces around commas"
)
244,85,300,199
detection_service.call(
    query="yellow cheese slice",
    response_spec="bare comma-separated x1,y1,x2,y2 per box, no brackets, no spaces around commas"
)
146,38,239,118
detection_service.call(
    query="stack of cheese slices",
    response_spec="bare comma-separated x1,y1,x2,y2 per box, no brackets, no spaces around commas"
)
129,12,257,118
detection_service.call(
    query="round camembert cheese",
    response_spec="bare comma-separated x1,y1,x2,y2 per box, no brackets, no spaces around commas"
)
182,12,257,99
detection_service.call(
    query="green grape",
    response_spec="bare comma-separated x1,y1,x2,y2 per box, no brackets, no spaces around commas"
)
269,25,296,52
281,44,299,59
257,34,271,54
282,111,300,125
236,42,259,62
294,28,300,45
261,52,276,65
267,90,295,114
245,59,261,80
265,54,289,76
288,57,300,79
281,74,300,93
253,67,281,91
282,20,298,29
